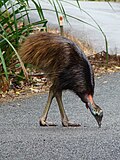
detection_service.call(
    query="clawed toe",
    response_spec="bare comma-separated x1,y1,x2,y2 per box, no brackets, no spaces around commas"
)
67,122,81,127
39,120,56,127
62,121,81,127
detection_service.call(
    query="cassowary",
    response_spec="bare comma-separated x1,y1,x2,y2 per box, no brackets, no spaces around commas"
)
19,32,103,127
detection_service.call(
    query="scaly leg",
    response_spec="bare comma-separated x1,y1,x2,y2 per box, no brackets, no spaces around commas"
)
55,92,80,127
39,87,56,126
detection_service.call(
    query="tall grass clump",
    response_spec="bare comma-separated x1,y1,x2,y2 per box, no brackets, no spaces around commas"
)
0,0,47,92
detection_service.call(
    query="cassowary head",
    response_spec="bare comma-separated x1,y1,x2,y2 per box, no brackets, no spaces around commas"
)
86,95,103,128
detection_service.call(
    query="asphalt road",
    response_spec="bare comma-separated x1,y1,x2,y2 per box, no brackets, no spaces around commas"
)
28,1,120,54
0,72,120,160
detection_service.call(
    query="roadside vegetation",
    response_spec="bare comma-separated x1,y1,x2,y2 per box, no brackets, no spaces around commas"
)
0,0,120,101
0,0,48,93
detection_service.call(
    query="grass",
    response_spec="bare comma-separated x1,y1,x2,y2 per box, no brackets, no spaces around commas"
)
0,0,47,93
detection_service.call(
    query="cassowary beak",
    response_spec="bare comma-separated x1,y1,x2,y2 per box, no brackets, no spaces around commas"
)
87,101,103,127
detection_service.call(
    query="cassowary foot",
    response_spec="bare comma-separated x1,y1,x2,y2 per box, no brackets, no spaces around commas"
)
39,119,56,127
62,120,81,127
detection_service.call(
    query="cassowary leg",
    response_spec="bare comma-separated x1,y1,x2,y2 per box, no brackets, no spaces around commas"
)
39,87,56,126
56,92,80,127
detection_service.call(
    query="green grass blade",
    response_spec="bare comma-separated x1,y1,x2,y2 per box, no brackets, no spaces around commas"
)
107,2,116,13
0,34,29,80
81,9,109,64
47,0,52,5
0,48,8,80
76,0,81,10
8,0,18,44
31,0,45,20
51,0,60,26
0,0,8,8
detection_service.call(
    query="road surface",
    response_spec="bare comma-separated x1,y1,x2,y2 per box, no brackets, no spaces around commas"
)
0,72,120,160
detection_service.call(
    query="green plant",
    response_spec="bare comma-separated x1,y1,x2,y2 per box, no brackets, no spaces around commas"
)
0,0,47,92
